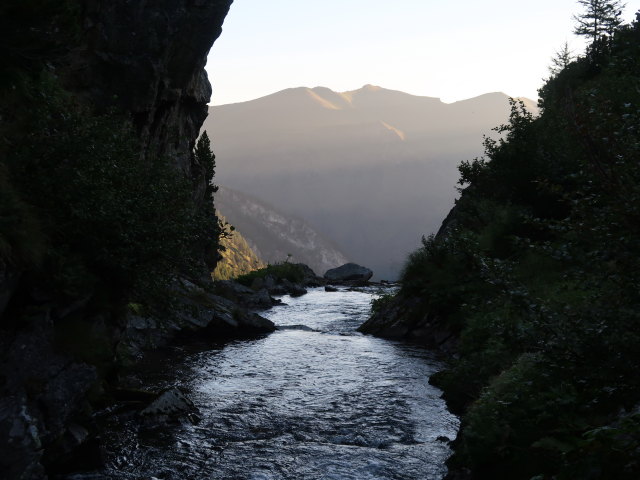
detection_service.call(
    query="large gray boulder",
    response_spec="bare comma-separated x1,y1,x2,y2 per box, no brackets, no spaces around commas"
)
324,263,373,282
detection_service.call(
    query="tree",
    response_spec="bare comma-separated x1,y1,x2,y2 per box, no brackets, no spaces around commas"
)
194,131,224,270
194,131,218,202
549,41,575,75
573,0,626,46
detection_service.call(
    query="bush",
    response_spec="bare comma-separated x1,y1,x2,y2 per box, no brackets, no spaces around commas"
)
394,15,640,479
2,76,220,313
235,262,307,286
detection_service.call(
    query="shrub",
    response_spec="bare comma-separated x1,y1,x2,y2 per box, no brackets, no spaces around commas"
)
2,76,220,312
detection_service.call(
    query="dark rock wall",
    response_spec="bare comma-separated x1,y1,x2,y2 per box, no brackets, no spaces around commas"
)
69,0,232,192
1,2,234,479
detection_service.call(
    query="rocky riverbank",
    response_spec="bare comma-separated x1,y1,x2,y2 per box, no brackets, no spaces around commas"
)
1,260,379,478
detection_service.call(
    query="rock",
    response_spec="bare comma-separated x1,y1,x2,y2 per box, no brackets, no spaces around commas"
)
205,294,276,337
215,280,280,309
70,1,234,181
117,278,276,364
324,263,373,283
325,286,338,292
294,264,323,286
280,279,307,297
251,274,277,291
0,316,98,480
141,388,197,424
0,1,236,478
358,294,457,354
0,262,20,319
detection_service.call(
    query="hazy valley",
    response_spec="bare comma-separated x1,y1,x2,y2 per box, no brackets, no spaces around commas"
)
205,85,536,279
215,185,348,276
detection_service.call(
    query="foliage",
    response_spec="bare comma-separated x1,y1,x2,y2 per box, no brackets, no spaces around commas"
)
370,292,395,315
1,75,221,316
235,261,308,287
574,0,626,45
193,130,224,271
395,12,640,479
549,41,575,76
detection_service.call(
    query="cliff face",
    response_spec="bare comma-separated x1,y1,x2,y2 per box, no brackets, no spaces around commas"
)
0,2,234,478
70,0,232,194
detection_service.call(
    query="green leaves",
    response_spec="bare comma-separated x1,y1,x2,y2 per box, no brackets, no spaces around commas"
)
3,76,221,310
399,13,640,480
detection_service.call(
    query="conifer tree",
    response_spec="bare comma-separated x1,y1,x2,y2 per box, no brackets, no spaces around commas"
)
549,41,575,75
195,130,218,202
573,0,626,46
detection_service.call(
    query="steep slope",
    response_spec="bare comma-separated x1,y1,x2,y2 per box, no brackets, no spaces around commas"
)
215,186,349,276
361,18,640,480
212,213,266,280
0,3,239,478
204,85,537,279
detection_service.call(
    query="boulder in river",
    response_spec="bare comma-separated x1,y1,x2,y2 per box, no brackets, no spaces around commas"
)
141,387,199,425
324,263,373,283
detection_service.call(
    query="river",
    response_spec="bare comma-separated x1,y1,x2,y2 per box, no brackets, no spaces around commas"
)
82,286,459,480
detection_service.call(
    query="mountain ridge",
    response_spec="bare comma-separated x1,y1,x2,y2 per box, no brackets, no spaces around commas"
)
205,85,538,279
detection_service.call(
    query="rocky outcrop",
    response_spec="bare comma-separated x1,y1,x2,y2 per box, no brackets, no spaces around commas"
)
324,263,373,283
118,277,276,364
357,294,457,353
68,0,233,182
214,280,283,309
1,3,237,479
140,387,200,425
213,263,327,307
0,317,98,479
357,209,459,350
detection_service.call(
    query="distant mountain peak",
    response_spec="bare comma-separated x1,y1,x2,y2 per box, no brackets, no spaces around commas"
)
305,88,342,110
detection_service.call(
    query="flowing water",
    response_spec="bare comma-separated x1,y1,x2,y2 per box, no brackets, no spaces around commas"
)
85,287,458,480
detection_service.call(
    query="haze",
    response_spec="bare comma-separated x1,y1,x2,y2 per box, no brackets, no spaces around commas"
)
205,0,635,106
205,86,536,279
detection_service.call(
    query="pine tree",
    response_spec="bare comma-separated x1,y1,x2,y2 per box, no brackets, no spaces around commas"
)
549,41,575,75
194,131,218,202
573,0,626,46
194,130,224,270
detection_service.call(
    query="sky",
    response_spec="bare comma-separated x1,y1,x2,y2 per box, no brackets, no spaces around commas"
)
205,0,637,106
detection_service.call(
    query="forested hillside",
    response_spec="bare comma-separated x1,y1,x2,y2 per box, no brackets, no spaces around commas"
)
365,9,640,479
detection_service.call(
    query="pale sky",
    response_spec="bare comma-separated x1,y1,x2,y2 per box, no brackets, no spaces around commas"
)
205,0,637,105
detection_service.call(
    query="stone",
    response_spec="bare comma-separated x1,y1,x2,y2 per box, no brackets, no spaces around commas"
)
215,280,279,309
324,263,373,282
280,279,307,297
141,388,197,423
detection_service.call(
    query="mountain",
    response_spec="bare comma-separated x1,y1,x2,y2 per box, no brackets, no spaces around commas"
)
204,85,537,279
215,186,349,276
212,213,266,280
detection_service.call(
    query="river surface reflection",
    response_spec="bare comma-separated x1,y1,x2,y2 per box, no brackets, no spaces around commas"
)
88,287,458,480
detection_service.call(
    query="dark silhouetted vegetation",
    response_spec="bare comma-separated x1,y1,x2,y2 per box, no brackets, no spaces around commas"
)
396,10,640,479
1,76,222,319
235,261,308,287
